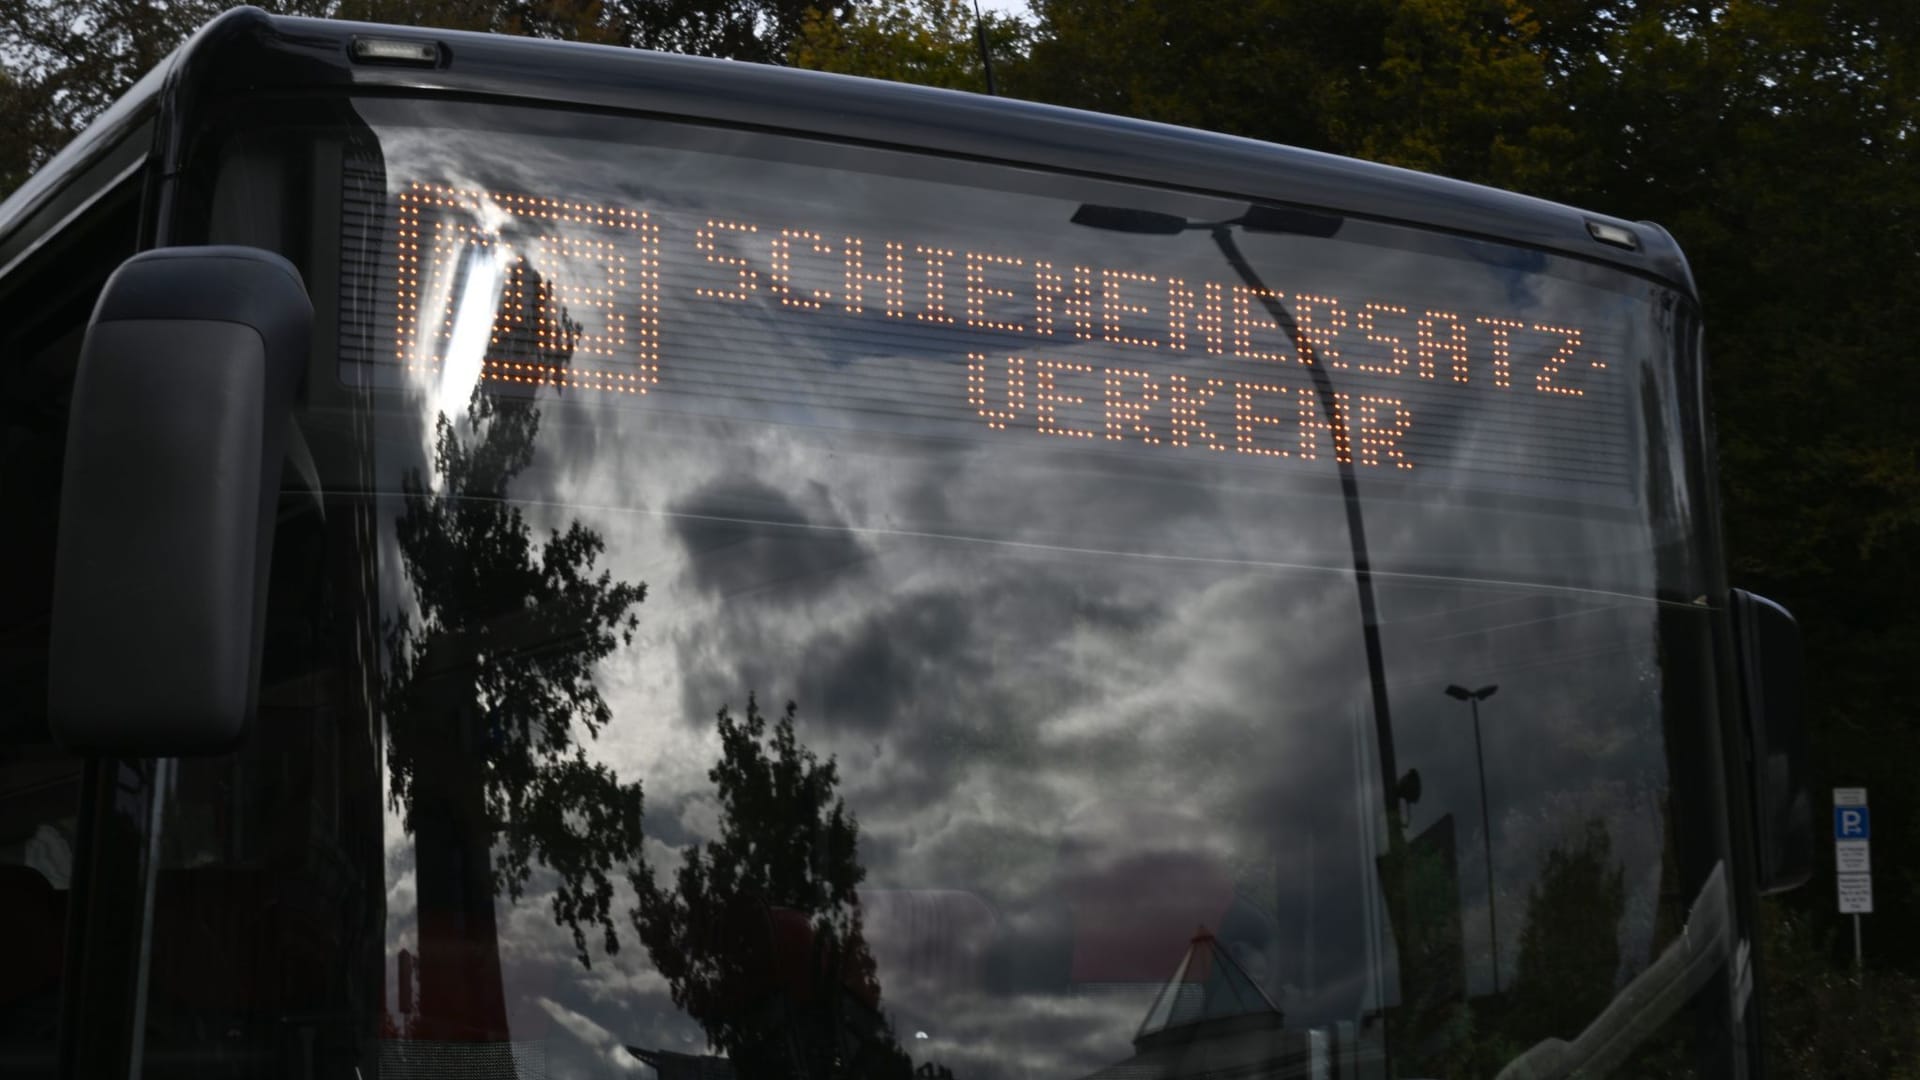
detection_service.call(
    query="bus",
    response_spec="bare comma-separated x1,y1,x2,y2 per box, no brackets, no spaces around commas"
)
0,7,1812,1078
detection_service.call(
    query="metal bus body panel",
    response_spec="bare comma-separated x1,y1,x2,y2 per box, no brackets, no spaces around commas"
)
0,63,163,279
52,5,1700,299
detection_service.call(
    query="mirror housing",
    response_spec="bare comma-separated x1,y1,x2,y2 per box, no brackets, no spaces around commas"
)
50,247,310,755
1730,588,1813,894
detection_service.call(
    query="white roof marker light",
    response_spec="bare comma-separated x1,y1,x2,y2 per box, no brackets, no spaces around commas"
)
1587,220,1640,250
350,36,441,66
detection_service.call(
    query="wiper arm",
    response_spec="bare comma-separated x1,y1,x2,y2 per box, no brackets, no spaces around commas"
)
1494,861,1732,1080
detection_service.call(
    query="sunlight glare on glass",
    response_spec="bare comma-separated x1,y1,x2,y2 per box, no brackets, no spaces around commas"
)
437,245,504,432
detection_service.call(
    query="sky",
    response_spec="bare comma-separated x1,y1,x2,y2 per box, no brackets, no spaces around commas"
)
972,0,1033,18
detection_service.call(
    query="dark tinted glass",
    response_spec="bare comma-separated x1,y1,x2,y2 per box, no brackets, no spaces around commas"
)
0,179,139,1078
131,97,1736,1080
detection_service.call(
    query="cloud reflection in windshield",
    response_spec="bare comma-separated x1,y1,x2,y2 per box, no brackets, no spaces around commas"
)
357,99,1710,1079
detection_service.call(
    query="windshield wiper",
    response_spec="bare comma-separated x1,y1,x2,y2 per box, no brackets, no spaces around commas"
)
1494,861,1732,1080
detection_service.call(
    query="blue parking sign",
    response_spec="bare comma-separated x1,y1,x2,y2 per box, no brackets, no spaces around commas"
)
1836,806,1871,841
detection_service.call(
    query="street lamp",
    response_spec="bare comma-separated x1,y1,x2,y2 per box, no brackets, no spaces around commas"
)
1445,683,1501,993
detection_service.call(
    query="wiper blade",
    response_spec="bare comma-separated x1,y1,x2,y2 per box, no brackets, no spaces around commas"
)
1494,861,1731,1080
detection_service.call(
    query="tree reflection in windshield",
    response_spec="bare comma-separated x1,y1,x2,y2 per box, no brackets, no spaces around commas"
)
383,257,648,1040
631,695,919,1080
1507,821,1628,1047
382,256,923,1076
365,201,1717,1079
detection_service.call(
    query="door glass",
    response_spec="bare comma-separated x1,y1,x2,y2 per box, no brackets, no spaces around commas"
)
0,244,123,1080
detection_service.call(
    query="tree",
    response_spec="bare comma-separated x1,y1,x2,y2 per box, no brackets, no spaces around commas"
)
1561,3,1920,990
0,0,846,202
1761,904,1920,1080
1015,0,1583,192
1504,821,1625,1046
1338,0,1577,192
1016,0,1394,154
1382,814,1475,1078
790,0,1027,93
336,0,841,59
0,67,34,197
382,258,649,1037
0,0,276,192
631,695,914,1079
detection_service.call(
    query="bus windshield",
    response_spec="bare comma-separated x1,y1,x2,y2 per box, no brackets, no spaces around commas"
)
127,97,1732,1079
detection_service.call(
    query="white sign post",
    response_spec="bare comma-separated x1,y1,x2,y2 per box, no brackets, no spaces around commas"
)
1835,787,1871,973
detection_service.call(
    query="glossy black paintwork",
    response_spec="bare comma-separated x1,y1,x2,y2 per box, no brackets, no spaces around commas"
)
0,66,157,279
0,5,1698,297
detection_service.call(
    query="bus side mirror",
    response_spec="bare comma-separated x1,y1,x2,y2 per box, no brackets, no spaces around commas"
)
50,247,310,755
1730,589,1813,894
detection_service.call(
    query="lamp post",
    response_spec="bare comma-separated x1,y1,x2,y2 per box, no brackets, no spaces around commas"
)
1445,683,1501,993
1072,201,1416,1050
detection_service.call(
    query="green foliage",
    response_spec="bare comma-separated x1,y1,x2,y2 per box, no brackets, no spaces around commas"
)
1565,3,1920,987
1019,0,1393,149
0,0,324,189
1384,815,1476,1077
1344,0,1577,191
634,696,866,968
384,258,648,967
1506,822,1626,1046
791,0,1026,92
1014,0,1583,189
632,696,911,1078
1762,899,1920,1080
1391,822,1642,1076
0,68,31,198
0,0,837,200
332,0,637,40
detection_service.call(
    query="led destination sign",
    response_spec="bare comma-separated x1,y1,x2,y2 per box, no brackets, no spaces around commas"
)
371,182,1633,491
